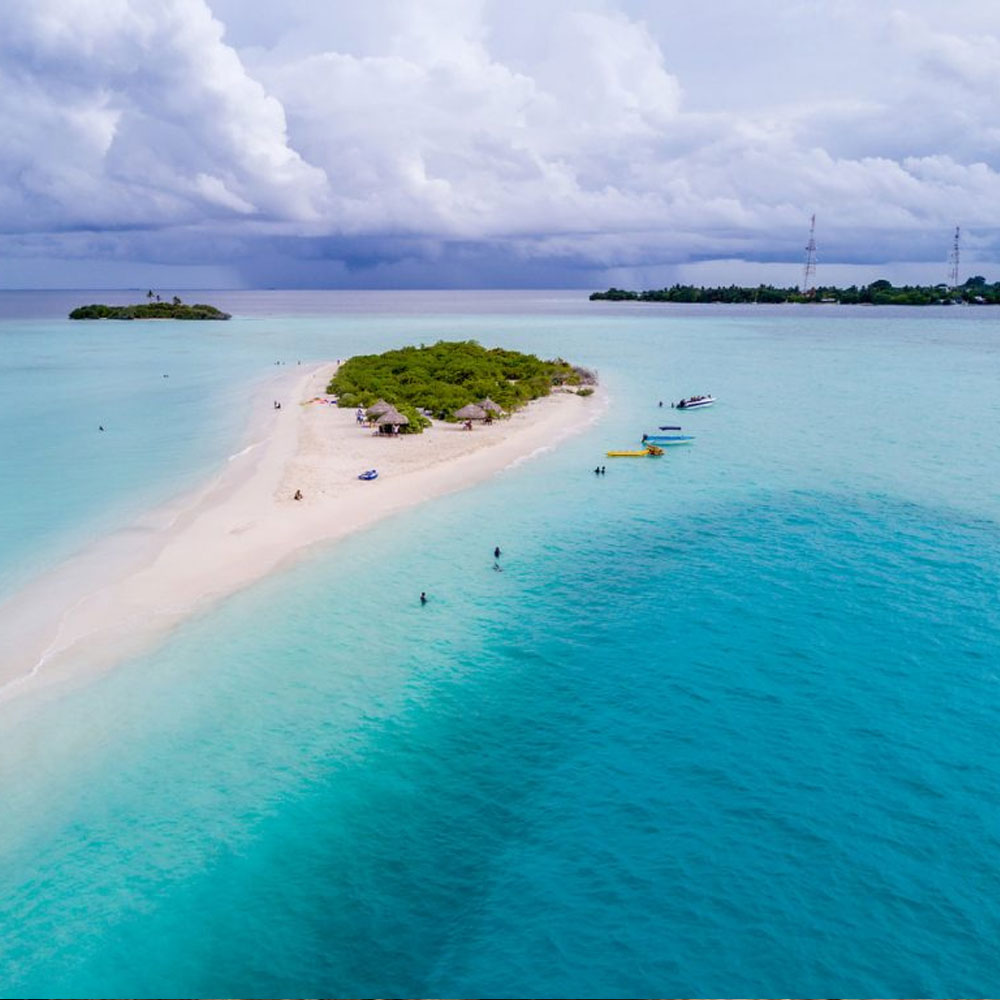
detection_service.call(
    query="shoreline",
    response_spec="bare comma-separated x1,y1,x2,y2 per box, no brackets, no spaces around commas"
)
0,363,605,705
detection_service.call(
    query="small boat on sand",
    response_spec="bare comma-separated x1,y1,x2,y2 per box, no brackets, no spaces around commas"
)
675,395,715,409
358,469,378,480
606,445,664,457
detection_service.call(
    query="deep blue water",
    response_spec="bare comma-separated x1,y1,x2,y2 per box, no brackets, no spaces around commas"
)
1,292,999,997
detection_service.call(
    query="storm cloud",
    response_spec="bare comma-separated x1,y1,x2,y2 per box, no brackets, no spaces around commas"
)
2,0,999,287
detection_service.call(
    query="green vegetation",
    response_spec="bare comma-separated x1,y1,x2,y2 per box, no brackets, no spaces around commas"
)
590,276,1000,306
69,295,231,320
328,340,595,434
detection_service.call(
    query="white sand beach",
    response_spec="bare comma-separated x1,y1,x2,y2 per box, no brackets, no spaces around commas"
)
0,363,603,704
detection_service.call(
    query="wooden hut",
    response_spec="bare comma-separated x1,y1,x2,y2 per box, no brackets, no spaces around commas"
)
454,403,487,423
366,399,393,420
375,407,409,435
477,398,503,423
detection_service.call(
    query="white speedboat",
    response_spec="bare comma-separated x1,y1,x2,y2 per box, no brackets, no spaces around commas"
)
675,395,715,409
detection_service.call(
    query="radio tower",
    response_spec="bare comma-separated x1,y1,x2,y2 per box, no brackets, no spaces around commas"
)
802,214,817,294
948,226,961,288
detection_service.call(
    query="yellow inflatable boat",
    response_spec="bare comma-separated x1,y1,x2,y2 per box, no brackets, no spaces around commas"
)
606,445,664,457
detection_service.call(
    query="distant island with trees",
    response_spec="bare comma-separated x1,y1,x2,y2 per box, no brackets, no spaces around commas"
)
328,340,596,434
590,276,1000,306
69,292,230,320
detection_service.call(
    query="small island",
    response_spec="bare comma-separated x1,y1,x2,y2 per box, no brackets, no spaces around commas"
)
69,294,230,320
590,275,1000,306
328,340,596,434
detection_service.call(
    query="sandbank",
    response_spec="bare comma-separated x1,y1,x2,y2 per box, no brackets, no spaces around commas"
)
0,363,604,705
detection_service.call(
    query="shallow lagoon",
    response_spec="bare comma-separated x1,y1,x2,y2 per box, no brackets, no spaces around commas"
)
1,292,999,997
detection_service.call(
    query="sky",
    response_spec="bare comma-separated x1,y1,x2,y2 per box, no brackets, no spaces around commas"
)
3,0,1000,289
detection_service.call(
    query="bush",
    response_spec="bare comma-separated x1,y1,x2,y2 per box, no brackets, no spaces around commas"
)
327,340,587,432
69,300,230,320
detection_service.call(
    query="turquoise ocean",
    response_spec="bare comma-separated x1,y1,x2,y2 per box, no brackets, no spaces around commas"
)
1,290,999,997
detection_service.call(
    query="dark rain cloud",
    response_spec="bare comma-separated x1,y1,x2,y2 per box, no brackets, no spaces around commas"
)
2,0,1000,287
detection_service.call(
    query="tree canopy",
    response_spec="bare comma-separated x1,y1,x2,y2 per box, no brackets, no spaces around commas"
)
69,300,230,320
328,340,592,433
589,276,1000,306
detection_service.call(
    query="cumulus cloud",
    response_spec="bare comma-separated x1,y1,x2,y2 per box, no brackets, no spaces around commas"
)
246,1,682,240
4,0,1000,286
0,0,326,234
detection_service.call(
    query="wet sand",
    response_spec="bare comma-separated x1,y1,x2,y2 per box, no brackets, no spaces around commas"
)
0,363,603,704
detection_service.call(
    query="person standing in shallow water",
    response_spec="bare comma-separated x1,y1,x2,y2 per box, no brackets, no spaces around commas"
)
420,592,427,605
494,546,501,559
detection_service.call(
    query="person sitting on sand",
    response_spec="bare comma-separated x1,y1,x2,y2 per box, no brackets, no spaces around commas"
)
293,489,303,501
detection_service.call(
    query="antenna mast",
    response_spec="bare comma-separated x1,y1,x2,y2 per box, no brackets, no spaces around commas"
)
948,226,960,288
803,214,817,293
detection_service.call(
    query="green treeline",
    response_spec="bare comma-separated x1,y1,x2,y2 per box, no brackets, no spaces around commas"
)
328,340,595,433
590,276,1000,306
69,298,231,320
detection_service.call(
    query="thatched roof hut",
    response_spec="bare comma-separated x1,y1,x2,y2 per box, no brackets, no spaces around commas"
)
366,399,392,418
478,398,504,414
376,407,409,434
376,407,408,425
454,403,487,421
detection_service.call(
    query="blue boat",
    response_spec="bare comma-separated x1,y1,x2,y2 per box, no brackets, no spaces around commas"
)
358,469,378,480
641,433,694,445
